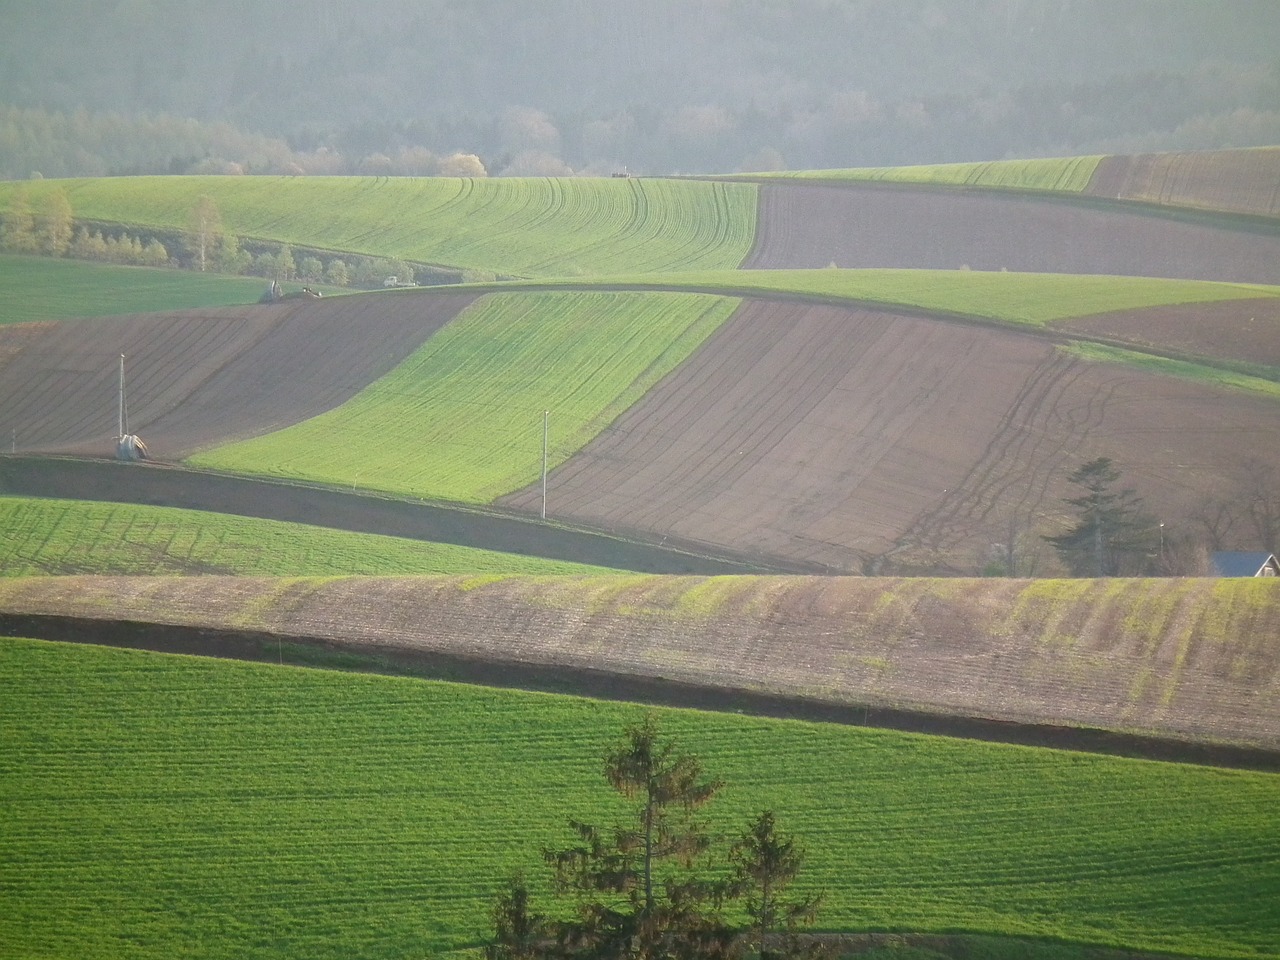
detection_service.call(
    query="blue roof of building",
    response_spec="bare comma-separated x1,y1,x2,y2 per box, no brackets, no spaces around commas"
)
1210,551,1279,576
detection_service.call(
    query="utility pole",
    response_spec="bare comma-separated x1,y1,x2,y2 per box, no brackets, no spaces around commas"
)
541,410,549,520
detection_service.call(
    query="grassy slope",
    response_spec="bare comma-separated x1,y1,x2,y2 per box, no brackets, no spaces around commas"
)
1059,343,1280,400
0,254,274,324
729,155,1104,192
513,269,1280,326
0,176,758,277
190,290,740,501
1,637,1276,960
0,497,611,576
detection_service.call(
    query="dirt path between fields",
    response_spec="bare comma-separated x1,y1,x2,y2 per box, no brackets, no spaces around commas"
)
0,455,814,574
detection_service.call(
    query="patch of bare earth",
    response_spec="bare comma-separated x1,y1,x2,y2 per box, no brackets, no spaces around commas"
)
0,292,477,459
2,574,1276,753
1060,297,1280,368
744,181,1280,283
1087,148,1280,219
501,298,1280,573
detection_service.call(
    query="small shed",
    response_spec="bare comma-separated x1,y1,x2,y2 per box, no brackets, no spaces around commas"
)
1210,551,1279,577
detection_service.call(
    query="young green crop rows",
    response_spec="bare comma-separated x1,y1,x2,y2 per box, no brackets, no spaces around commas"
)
1,638,1276,960
0,254,275,325
744,155,1104,193
190,291,740,501
0,176,758,278
0,497,610,576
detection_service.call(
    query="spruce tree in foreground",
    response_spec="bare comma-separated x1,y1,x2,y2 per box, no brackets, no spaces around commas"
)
487,716,822,960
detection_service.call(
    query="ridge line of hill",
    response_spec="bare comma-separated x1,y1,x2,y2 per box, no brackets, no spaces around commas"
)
5,610,1279,773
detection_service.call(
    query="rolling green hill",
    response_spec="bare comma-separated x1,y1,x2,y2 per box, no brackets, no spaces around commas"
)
189,290,740,501
0,176,758,278
0,497,612,576
2,637,1276,960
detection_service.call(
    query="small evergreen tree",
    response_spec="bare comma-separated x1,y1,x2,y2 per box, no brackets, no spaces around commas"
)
730,812,823,960
487,717,823,960
1043,457,1159,576
543,714,733,960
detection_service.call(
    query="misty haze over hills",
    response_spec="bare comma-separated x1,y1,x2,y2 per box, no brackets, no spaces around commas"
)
2,0,1279,178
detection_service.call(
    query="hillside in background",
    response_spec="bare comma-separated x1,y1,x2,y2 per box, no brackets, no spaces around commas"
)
2,1,1279,177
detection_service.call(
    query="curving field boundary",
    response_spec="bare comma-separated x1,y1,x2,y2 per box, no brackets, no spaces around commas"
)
1,574,1277,758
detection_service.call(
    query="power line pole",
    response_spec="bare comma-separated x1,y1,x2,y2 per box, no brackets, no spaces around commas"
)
541,410,549,520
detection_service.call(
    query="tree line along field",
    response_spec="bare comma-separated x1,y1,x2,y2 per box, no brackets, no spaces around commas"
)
0,254,283,324
0,497,612,576
1,637,1277,960
189,291,741,501
0,175,759,278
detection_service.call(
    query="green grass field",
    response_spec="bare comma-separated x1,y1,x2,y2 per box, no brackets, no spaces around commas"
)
0,497,611,576
507,269,1280,327
190,290,740,501
0,254,275,324
0,176,758,278
738,155,1104,192
2,637,1276,960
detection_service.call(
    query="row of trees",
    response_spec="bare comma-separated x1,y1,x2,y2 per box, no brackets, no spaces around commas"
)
489,716,821,960
0,189,432,287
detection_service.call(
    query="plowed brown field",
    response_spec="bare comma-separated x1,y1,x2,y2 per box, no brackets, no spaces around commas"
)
501,298,1280,573
743,181,1280,282
1059,297,1280,368
2,574,1276,751
1088,147,1280,219
0,293,476,459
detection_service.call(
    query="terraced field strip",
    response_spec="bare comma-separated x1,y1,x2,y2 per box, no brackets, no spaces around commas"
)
505,269,1280,328
2,637,1277,960
189,291,741,501
0,254,275,324
0,176,758,277
0,497,612,576
734,155,1104,192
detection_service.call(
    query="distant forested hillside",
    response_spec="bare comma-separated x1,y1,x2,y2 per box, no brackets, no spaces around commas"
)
2,0,1279,177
